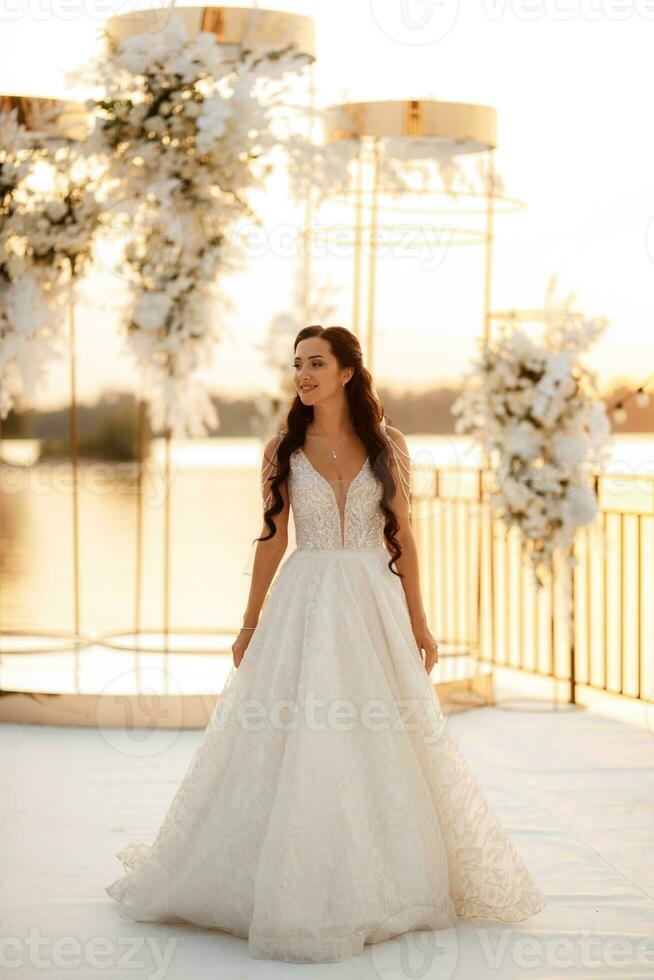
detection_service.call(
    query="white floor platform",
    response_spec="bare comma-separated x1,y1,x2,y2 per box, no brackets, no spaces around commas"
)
1,698,653,979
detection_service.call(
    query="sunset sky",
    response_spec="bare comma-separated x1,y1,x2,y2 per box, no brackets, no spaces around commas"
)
1,0,651,408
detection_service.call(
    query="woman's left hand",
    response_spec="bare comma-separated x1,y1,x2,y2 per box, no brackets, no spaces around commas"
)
412,623,439,675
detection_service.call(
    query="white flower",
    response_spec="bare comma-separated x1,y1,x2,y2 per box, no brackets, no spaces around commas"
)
184,101,201,119
505,389,532,418
502,476,531,511
196,95,233,153
507,331,535,360
5,252,27,280
132,292,172,332
504,423,541,460
561,486,597,528
80,12,324,437
45,200,67,222
585,400,612,443
144,116,166,136
118,20,189,75
544,350,573,382
451,295,610,587
492,357,517,386
530,392,550,422
552,431,587,469
529,461,565,494
168,53,200,84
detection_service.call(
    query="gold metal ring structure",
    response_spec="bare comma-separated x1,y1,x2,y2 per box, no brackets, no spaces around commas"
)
305,98,525,372
105,6,316,64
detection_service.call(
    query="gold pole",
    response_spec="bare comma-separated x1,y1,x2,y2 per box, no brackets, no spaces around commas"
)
568,548,576,704
352,147,364,339
302,201,313,321
481,150,496,663
366,139,380,374
482,148,496,345
475,469,483,658
301,64,316,321
69,289,81,691
163,426,171,667
133,399,146,687
0,414,2,666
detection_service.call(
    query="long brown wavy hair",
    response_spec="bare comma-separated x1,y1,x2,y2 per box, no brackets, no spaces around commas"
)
254,325,405,578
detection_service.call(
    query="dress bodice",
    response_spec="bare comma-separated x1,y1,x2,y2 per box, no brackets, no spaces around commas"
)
258,420,412,558
289,448,386,551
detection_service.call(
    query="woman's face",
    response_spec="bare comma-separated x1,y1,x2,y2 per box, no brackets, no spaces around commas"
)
293,338,350,403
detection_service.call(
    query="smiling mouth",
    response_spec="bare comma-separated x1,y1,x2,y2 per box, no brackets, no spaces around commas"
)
299,385,317,392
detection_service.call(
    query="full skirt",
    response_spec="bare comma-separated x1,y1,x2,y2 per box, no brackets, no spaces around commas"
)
105,545,546,962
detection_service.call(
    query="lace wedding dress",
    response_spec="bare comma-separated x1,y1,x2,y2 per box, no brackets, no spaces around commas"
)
105,421,546,962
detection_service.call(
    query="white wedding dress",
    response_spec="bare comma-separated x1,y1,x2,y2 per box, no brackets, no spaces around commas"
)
105,423,546,962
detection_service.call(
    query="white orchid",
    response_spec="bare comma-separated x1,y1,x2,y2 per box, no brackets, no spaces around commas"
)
451,284,613,588
132,292,172,332
196,95,233,153
561,485,598,528
505,389,533,417
504,423,542,461
0,271,65,418
82,13,314,437
0,110,103,418
551,431,587,469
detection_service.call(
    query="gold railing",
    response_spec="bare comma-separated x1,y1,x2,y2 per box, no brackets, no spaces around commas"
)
411,465,654,706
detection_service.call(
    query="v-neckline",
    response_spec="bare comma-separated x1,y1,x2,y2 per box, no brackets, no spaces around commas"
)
298,449,369,547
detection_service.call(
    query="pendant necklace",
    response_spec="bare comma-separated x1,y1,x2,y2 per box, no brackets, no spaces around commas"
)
314,423,353,459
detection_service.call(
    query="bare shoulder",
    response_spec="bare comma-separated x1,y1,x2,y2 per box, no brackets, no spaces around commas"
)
262,430,286,464
384,425,410,456
383,424,412,512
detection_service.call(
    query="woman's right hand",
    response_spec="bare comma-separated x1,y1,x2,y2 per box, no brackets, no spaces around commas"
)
231,627,256,668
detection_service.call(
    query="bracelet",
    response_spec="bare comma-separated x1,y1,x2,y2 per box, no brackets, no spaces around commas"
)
240,625,257,630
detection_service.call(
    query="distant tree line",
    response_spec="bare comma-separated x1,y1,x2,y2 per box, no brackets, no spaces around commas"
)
0,380,649,460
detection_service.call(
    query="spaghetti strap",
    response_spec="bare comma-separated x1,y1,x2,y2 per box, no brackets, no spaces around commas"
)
381,420,412,512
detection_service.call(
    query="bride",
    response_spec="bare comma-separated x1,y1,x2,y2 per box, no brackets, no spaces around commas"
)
106,324,546,962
